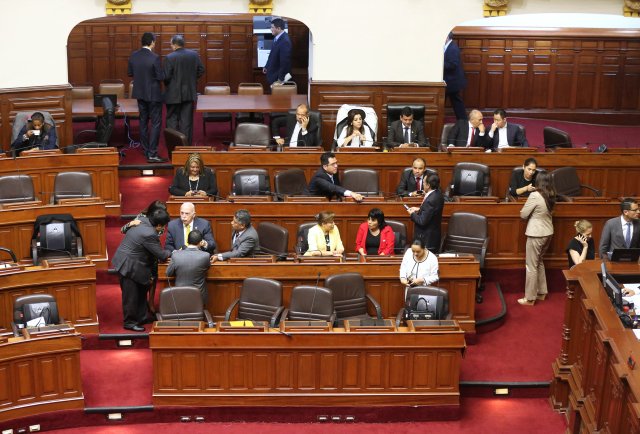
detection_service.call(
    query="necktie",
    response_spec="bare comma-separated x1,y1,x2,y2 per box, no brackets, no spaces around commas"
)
184,224,190,247
626,222,632,248
329,174,334,184
469,128,476,147
404,127,410,144
232,232,238,245
416,177,421,191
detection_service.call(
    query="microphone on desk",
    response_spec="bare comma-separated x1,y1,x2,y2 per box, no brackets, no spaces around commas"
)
209,194,235,203
308,272,321,325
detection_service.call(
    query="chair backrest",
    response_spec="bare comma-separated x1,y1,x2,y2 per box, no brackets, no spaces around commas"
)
232,168,270,195
274,168,307,196
71,86,94,100
237,277,283,323
385,219,408,254
386,104,425,139
543,126,572,149
287,109,323,148
441,212,488,267
204,82,231,95
257,222,289,256
233,123,271,147
450,162,491,196
295,221,317,255
53,171,93,202
99,80,125,100
164,128,188,157
0,175,35,204
271,82,297,95
551,166,582,197
11,111,58,146
516,124,526,143
13,294,60,326
159,286,207,321
405,286,449,320
287,285,334,321
238,83,264,95
333,104,378,142
95,97,115,144
341,168,379,196
324,272,367,319
440,123,455,148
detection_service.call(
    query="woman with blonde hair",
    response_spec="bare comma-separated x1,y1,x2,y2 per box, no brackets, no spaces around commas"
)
304,211,344,256
567,219,595,267
169,153,218,197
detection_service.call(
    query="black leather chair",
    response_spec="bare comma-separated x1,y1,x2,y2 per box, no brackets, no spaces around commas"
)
257,222,289,258
163,128,188,158
283,285,336,323
341,168,380,196
74,97,115,146
231,123,271,149
446,162,492,198
0,175,36,204
202,82,233,134
225,277,284,327
396,286,450,327
12,294,62,336
385,219,409,255
295,221,317,255
51,171,94,204
551,167,601,199
31,214,84,265
156,286,214,327
274,168,307,196
544,126,572,150
386,103,425,146
439,123,455,151
231,169,270,196
324,272,382,321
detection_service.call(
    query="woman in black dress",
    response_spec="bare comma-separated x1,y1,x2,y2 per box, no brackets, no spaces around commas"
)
509,157,538,198
169,153,218,197
567,219,595,268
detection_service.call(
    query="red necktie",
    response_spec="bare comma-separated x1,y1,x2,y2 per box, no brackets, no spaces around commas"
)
416,177,421,191
469,129,476,147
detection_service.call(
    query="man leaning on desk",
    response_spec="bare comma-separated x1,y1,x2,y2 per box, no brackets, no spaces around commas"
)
305,152,364,202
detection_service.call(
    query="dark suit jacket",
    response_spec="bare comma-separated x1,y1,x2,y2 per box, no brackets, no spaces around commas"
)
265,32,292,85
163,47,205,104
165,217,216,254
284,114,318,147
447,119,490,148
305,168,346,200
387,120,428,148
127,48,164,102
599,216,640,258
166,247,211,301
490,123,529,149
396,169,429,196
168,168,218,197
112,221,171,285
444,41,466,93
410,189,445,252
220,226,260,259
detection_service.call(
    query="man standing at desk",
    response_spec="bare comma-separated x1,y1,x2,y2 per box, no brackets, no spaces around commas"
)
306,152,364,202
263,18,292,86
164,34,205,146
167,230,211,304
128,32,165,163
599,197,640,258
406,174,445,253
444,32,467,121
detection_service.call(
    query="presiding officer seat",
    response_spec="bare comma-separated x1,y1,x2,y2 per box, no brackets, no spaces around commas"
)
324,272,382,321
282,285,336,323
225,277,284,327
157,286,214,328
0,175,36,204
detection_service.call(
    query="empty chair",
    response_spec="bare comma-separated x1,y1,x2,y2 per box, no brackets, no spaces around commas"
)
441,212,489,268
202,82,233,134
396,286,450,327
295,221,317,255
341,168,380,196
283,285,336,323
156,286,214,327
274,168,308,196
225,277,284,327
71,85,97,123
0,175,36,204
324,272,382,321
74,96,115,146
232,123,271,148
269,82,298,135
31,213,83,265
52,171,93,203
385,219,409,255
98,79,125,99
257,222,289,258
231,169,270,195
163,128,188,158
543,126,572,150
439,123,455,151
551,166,601,199
237,82,264,124
446,162,492,198
12,294,62,336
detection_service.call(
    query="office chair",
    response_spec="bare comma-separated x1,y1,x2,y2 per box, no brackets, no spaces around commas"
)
236,82,264,124
439,123,455,151
202,82,233,135
156,286,214,328
257,222,289,258
71,85,97,123
231,123,271,149
295,221,317,255
543,126,572,150
396,286,450,327
341,168,380,196
324,272,382,321
0,175,36,204
12,294,62,336
51,171,94,204
282,285,336,323
446,162,492,198
31,214,84,265
164,128,188,158
551,167,601,200
385,219,409,255
231,169,271,196
274,168,308,196
225,277,284,327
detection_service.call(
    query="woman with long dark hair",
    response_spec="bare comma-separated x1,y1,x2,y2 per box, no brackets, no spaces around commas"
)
336,108,374,147
355,208,396,256
518,171,556,306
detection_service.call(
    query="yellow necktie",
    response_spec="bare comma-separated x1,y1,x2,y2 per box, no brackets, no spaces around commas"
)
184,224,191,246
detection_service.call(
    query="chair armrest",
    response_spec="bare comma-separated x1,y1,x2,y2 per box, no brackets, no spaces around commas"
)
396,308,406,328
156,312,164,321
581,184,602,197
505,192,516,202
77,237,83,257
329,312,336,325
557,194,573,202
203,309,215,328
365,293,383,319
270,306,285,328
224,298,240,321
480,238,489,269
31,239,38,265
281,308,289,322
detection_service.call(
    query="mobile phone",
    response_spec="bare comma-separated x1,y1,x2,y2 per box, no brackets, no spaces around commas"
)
403,204,411,210
33,130,41,136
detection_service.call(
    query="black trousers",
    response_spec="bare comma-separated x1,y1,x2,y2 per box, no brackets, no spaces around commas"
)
120,274,148,327
446,90,467,121
137,99,162,157
166,101,194,145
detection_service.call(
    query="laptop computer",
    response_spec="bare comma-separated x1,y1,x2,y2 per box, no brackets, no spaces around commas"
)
93,93,117,108
610,248,640,263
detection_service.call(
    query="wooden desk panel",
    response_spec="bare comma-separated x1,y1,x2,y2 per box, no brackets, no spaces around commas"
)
0,333,83,422
196,94,307,112
171,150,640,200
0,202,107,267
159,259,479,333
166,200,620,269
72,98,139,117
0,263,98,335
150,325,465,408
0,151,120,214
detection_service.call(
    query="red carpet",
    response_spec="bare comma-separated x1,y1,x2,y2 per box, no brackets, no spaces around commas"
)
118,176,172,215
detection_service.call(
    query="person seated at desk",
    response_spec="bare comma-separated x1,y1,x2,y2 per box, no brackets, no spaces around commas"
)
212,209,259,262
166,229,212,304
305,152,364,202
386,106,428,149
487,108,529,150
446,109,489,148
168,153,218,197
11,112,57,154
355,208,395,256
567,219,595,268
165,202,216,254
509,157,539,198
399,238,439,297
336,108,374,148
275,103,319,148
305,211,344,257
396,157,430,197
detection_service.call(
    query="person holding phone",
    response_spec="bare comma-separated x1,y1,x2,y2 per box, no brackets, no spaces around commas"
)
567,219,595,268
509,157,539,198
11,112,57,154
396,157,430,197
275,103,318,147
399,238,439,297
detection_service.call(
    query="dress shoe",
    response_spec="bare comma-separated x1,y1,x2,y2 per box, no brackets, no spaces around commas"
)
536,294,547,301
124,324,145,332
147,156,168,163
517,298,535,306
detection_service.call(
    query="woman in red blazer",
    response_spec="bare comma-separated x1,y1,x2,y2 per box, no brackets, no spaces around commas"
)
355,208,396,256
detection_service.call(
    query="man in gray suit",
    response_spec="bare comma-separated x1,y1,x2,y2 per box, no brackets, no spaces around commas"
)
212,209,260,262
166,230,212,304
599,197,640,258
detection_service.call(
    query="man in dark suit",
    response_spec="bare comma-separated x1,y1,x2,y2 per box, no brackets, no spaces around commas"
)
407,174,445,253
165,202,216,254
274,103,318,147
305,152,364,201
386,106,428,149
488,108,529,150
127,32,166,163
446,109,489,148
396,157,430,197
444,32,467,120
263,18,292,86
164,34,205,145
166,230,212,304
599,197,640,258
113,208,172,331
212,209,260,261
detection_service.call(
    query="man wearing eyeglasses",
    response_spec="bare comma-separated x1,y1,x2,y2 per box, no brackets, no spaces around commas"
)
305,152,364,202
599,197,640,258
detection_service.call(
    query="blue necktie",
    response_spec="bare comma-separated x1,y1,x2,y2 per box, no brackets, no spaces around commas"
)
625,222,632,248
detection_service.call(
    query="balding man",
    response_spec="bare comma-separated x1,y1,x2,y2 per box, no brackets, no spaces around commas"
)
275,103,319,147
165,202,216,254
446,109,489,148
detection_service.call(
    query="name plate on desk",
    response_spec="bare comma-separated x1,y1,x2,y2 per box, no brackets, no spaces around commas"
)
175,146,213,152
282,146,322,152
284,196,328,202
344,318,396,332
0,263,24,273
21,324,75,339
447,146,484,153
77,147,118,154
345,196,385,202
218,320,268,332
168,195,210,202
57,197,102,205
41,257,92,268
228,195,273,202
363,255,402,263
281,320,332,332
337,147,380,152
228,255,275,263
0,200,43,210
455,196,499,203
408,319,459,331
497,147,538,153
153,320,204,332
297,255,343,263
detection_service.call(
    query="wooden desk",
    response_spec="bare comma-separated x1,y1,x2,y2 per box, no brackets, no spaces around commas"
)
150,323,465,409
166,199,620,269
551,261,640,433
196,94,307,112
72,98,139,117
159,258,480,333
0,151,120,214
0,332,83,422
0,262,98,335
0,201,107,267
